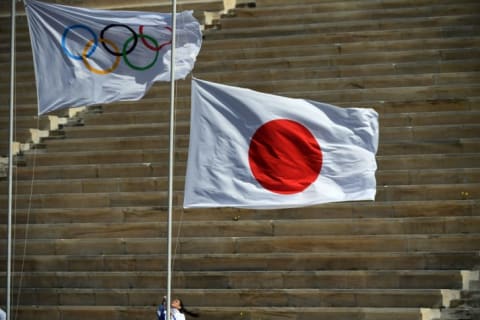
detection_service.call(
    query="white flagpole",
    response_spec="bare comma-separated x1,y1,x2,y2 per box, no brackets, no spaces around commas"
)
7,0,16,319
167,0,177,319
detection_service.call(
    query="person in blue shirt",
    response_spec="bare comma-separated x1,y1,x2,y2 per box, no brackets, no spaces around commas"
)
157,296,199,320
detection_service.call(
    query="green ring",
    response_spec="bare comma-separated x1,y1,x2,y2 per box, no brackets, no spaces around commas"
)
123,34,159,71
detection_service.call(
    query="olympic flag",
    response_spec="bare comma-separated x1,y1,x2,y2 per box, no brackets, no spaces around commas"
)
184,78,379,209
24,0,202,115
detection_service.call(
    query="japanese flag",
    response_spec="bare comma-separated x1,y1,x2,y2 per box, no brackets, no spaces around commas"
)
184,78,379,209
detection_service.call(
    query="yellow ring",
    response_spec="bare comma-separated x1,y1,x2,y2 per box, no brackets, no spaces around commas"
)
82,38,121,75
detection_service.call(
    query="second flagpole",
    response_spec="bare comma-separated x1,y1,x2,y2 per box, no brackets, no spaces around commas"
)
6,0,17,319
167,0,177,319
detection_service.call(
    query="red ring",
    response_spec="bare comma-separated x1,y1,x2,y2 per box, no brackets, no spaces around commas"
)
139,25,172,51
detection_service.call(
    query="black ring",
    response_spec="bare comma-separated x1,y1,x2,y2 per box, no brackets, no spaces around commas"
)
100,24,138,56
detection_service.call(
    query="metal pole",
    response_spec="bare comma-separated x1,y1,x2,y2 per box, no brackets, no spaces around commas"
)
167,0,177,319
7,0,16,319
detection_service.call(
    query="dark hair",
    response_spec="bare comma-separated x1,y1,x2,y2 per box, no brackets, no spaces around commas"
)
177,298,199,318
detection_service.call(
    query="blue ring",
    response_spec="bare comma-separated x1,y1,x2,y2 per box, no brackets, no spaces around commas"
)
62,24,98,60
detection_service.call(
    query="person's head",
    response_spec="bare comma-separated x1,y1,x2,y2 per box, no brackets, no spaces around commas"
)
171,297,199,318
171,298,182,310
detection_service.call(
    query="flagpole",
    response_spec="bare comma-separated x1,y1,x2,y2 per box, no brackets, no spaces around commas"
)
7,0,16,319
166,0,177,319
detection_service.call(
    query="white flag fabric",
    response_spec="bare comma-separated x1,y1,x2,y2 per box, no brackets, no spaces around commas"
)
25,0,202,115
184,78,379,209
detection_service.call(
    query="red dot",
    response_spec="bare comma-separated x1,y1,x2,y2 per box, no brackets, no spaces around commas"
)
248,119,323,194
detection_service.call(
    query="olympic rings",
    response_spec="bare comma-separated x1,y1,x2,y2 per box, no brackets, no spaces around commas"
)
61,23,172,74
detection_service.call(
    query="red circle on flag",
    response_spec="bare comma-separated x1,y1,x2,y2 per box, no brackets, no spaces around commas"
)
248,119,323,194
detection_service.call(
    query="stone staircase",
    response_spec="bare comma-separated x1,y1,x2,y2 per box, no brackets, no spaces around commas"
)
1,0,480,319
436,277,480,320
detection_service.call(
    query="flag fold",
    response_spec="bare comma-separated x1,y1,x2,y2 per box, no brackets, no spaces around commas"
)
25,0,202,115
184,78,379,209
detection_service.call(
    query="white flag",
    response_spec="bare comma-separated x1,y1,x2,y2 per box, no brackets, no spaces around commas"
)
25,0,202,115
184,78,379,209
